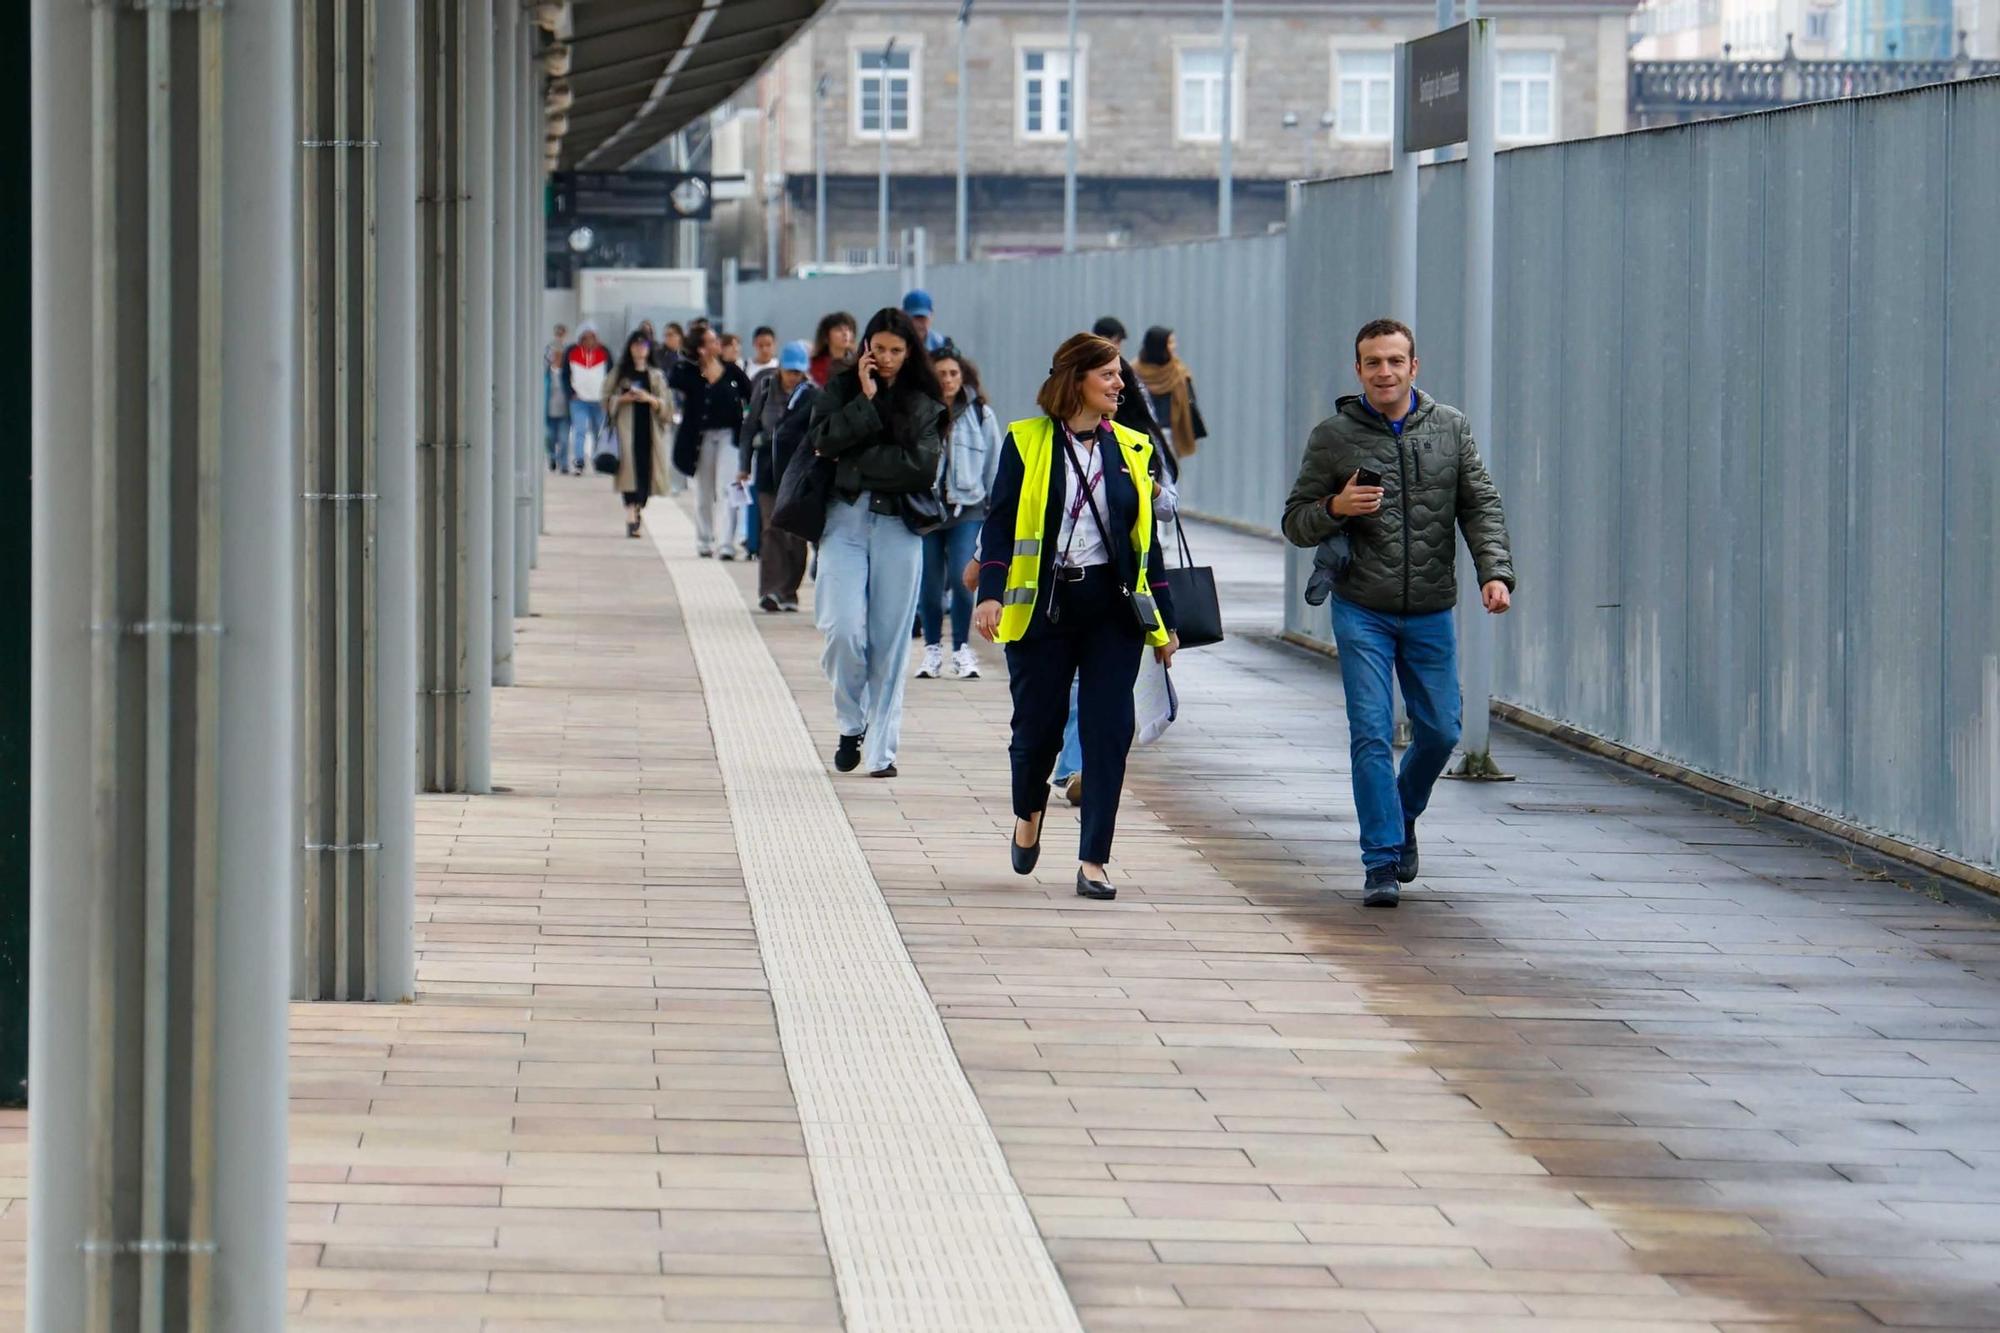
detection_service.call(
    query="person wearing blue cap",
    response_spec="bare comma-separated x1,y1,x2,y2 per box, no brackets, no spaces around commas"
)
741,339,818,610
901,289,948,353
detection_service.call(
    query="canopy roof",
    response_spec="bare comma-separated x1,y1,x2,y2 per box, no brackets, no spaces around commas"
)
554,0,826,169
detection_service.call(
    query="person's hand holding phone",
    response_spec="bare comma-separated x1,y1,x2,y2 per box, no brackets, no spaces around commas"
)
1328,468,1385,518
856,351,878,400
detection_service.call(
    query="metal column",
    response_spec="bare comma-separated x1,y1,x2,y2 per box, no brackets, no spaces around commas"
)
31,0,294,1323
299,0,399,1003
376,0,419,1002
956,1,972,262
464,0,495,776
1062,0,1077,252
491,0,518,689
415,0,491,792
1218,0,1234,238
1456,17,1499,766
517,7,537,601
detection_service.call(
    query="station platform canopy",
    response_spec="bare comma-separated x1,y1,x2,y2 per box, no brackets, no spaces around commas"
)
548,0,826,169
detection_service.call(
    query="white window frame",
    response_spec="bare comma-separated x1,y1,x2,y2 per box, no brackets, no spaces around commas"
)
1329,38,1398,144
1496,39,1561,145
1014,35,1089,143
1172,36,1247,144
848,34,923,143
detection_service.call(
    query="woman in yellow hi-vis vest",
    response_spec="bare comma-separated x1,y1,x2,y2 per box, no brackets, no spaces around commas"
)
973,333,1180,900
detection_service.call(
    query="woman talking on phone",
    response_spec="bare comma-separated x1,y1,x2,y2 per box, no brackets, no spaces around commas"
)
974,333,1179,900
807,307,948,778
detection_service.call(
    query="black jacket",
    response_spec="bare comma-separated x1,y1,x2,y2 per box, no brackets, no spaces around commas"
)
668,357,754,476
806,368,947,503
977,420,1178,639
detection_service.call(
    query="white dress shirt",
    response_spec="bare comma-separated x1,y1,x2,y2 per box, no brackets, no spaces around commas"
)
1054,430,1110,569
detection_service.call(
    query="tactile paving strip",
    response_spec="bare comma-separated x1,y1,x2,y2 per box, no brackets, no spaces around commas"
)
647,503,1084,1333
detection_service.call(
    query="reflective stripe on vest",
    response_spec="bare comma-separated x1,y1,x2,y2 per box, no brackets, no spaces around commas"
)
994,416,1169,648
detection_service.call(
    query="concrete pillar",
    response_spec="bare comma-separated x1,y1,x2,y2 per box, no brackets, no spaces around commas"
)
30,0,293,1324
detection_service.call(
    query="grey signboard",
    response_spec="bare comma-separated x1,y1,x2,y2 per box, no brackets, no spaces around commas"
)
1403,23,1471,153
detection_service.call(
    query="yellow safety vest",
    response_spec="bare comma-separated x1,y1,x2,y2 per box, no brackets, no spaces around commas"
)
996,416,1169,648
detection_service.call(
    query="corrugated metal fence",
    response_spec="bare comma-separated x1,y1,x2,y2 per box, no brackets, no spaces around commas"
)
728,235,1290,531
1286,77,1998,876
729,77,1999,878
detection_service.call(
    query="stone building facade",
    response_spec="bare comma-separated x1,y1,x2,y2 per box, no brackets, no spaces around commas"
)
719,0,1637,270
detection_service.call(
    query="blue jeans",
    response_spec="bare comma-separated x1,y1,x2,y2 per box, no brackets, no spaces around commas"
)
544,411,570,466
567,401,605,470
1052,678,1082,783
1329,596,1461,871
919,517,981,649
816,496,925,773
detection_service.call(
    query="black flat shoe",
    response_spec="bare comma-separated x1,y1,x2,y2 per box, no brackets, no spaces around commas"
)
1075,868,1116,901
1397,819,1420,884
626,520,641,538
1010,816,1042,876
869,764,897,778
834,733,863,773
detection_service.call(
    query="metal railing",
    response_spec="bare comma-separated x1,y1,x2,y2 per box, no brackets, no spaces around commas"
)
1631,43,2000,123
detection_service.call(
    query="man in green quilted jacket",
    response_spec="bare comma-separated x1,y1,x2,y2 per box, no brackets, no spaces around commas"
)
1282,318,1516,908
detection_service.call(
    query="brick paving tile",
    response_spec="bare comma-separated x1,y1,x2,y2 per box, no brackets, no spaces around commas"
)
740,511,2000,1332
8,489,2000,1331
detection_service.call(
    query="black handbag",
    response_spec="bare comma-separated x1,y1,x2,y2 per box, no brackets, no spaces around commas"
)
1161,518,1224,648
770,437,835,543
899,440,950,536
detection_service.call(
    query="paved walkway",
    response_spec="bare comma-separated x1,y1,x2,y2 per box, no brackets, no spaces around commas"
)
3,479,1998,1331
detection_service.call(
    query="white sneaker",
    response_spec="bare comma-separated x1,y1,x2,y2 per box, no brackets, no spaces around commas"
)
916,644,945,679
952,645,980,679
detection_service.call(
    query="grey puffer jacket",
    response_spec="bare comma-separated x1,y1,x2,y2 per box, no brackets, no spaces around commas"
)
1281,390,1514,615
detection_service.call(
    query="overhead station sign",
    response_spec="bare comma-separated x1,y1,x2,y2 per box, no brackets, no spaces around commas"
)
549,170,713,221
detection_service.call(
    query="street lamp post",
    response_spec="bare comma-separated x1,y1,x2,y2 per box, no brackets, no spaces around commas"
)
1219,0,1235,237
957,0,973,262
878,37,896,266
1063,0,1078,252
814,74,828,266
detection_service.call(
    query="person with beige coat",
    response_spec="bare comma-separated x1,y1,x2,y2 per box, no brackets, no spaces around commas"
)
604,328,672,538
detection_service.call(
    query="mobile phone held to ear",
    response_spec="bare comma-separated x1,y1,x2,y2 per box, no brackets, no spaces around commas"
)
1353,466,1384,489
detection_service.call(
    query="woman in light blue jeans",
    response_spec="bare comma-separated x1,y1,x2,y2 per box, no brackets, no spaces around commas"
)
807,308,948,778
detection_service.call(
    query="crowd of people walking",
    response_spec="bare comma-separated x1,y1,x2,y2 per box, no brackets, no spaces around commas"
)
541,295,1512,908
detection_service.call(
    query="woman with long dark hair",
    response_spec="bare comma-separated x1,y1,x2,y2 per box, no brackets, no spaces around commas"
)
974,332,1179,900
668,324,755,559
915,346,1003,682
606,329,671,538
1135,325,1206,461
809,311,858,387
807,308,948,778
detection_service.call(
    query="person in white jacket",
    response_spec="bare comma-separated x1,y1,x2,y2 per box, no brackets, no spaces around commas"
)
915,346,1004,681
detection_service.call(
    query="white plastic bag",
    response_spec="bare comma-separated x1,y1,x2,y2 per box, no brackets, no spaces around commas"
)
727,479,751,546
1135,657,1178,745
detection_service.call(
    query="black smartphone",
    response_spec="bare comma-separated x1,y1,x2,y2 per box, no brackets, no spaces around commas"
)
1353,466,1384,489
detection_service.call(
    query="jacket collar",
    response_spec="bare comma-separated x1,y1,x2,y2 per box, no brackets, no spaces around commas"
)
1337,388,1432,434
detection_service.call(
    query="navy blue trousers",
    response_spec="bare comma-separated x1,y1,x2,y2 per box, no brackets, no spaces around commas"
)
1005,567,1146,865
